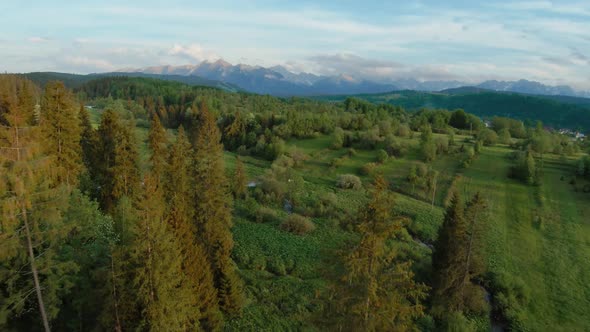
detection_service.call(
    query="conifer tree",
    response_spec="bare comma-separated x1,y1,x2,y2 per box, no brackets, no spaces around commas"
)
130,173,192,331
0,76,75,331
431,193,468,315
79,105,97,171
324,177,427,331
232,156,247,199
96,109,140,212
460,193,487,305
193,101,244,316
40,81,82,187
165,126,222,330
148,115,167,182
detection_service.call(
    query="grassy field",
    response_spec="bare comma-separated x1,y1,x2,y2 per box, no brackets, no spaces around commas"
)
459,146,590,331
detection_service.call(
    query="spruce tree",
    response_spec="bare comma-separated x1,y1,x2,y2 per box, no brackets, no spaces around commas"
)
431,193,471,316
232,156,247,199
165,126,222,330
193,101,244,316
0,76,76,331
130,173,191,331
96,109,140,212
79,105,97,171
40,81,83,187
324,176,427,331
148,115,167,182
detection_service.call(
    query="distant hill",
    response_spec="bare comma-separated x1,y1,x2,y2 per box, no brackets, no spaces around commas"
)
315,90,590,131
21,71,241,92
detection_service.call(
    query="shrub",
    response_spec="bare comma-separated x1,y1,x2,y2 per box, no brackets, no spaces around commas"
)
267,258,287,276
259,178,287,203
330,156,347,168
332,127,345,149
397,123,411,137
376,149,388,163
435,137,449,155
255,206,280,223
477,128,498,146
336,174,362,190
280,214,316,235
314,192,338,217
360,162,378,176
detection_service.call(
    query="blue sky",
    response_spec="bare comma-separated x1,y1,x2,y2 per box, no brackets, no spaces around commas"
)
1,0,590,89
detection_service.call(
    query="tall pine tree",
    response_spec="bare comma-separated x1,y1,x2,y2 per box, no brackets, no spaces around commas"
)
193,101,244,316
147,115,167,182
96,109,140,212
165,126,221,330
40,81,82,187
130,173,192,331
431,192,487,317
324,177,427,331
0,76,76,331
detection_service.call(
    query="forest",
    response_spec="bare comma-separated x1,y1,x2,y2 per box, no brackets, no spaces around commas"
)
1,75,589,331
316,89,590,132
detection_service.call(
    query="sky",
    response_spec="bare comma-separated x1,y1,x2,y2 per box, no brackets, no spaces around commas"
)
1,0,590,90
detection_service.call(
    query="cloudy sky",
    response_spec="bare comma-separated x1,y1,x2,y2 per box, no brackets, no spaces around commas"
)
1,0,590,89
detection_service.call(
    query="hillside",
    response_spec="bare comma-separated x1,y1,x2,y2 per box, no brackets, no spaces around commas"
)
316,90,590,131
21,71,241,92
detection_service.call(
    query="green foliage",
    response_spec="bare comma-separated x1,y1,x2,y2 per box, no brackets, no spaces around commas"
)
336,174,362,190
193,101,244,315
322,177,428,331
376,148,388,163
420,124,437,162
279,214,316,235
477,128,498,146
41,81,83,186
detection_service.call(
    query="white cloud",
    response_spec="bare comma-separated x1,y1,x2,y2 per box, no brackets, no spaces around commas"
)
168,44,220,62
28,36,50,43
63,56,115,72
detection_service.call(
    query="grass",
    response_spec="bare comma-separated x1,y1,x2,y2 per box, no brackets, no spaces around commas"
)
458,146,590,331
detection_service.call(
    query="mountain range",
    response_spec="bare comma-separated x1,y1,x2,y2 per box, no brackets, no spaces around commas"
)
118,59,590,98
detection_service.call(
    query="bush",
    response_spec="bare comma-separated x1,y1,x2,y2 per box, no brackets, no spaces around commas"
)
280,214,316,235
360,162,378,176
336,174,362,190
397,123,411,137
435,137,449,155
258,178,287,203
376,149,388,163
330,156,347,168
255,206,280,223
332,127,345,149
478,128,498,146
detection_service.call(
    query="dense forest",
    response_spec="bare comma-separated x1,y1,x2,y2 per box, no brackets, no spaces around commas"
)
316,90,590,132
1,75,589,331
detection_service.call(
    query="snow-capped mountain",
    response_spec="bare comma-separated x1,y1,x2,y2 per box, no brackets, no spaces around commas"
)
119,60,589,98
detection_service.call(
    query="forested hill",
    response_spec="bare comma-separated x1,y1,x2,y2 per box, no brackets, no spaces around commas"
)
315,90,590,131
21,71,242,92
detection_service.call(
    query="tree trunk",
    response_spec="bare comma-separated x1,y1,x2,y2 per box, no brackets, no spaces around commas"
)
23,206,51,332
